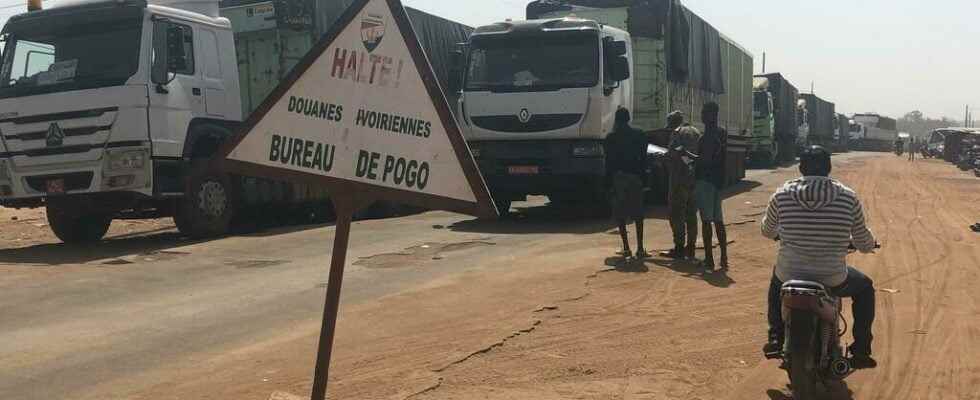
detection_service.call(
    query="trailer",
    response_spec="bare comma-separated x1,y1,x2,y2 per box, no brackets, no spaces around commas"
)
753,73,800,163
800,93,836,148
849,113,898,152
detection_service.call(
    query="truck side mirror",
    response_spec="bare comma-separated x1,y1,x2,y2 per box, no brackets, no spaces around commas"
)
610,56,630,82
607,40,627,57
448,49,464,93
151,20,176,85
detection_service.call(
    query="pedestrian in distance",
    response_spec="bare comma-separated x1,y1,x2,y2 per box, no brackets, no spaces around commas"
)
661,111,701,260
605,107,649,260
695,102,729,271
908,137,917,162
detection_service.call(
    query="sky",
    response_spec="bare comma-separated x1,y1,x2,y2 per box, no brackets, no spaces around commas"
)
1,0,976,121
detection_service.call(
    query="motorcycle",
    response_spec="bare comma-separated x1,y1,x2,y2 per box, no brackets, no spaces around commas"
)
767,242,880,400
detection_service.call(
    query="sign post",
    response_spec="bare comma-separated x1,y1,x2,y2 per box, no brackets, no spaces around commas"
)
215,0,495,398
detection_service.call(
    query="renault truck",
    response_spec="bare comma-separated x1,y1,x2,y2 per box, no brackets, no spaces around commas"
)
457,0,752,214
0,0,470,243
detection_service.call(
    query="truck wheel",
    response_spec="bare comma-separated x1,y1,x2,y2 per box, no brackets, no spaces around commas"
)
176,160,236,239
46,205,112,244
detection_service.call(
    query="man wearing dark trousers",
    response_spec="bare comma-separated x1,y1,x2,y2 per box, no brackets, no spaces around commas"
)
761,146,879,369
663,112,701,259
694,102,728,270
605,108,649,259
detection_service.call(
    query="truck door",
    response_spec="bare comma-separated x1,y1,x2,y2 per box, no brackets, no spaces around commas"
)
198,28,230,119
148,20,206,158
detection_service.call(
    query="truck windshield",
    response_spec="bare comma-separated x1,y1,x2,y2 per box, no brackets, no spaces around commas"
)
753,92,770,117
0,14,142,98
465,34,599,92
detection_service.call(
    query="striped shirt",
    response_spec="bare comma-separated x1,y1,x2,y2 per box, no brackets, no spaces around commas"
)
761,177,876,286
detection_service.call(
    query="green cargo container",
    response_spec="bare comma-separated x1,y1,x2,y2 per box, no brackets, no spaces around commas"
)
529,0,752,185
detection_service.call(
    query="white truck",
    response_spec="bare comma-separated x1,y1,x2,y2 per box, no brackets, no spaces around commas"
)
0,0,331,243
456,17,634,214
849,113,898,152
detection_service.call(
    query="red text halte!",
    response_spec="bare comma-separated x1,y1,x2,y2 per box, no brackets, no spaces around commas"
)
330,47,405,88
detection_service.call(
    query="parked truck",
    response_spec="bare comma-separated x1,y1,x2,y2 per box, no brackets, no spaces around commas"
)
455,0,752,214
0,0,470,243
799,93,836,148
849,113,898,152
752,73,800,164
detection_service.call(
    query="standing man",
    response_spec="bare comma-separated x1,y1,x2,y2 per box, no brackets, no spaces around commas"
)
695,102,729,270
908,137,917,162
662,112,701,259
606,107,649,259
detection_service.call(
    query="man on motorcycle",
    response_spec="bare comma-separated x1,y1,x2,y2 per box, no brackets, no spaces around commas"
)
761,146,879,369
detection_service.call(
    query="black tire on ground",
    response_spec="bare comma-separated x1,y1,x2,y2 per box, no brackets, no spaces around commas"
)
46,205,112,244
175,160,236,239
787,309,820,400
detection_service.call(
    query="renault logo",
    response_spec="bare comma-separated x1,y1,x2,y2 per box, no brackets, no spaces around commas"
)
46,123,65,147
518,108,532,124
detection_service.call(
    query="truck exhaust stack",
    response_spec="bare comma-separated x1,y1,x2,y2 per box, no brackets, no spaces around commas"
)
27,0,42,11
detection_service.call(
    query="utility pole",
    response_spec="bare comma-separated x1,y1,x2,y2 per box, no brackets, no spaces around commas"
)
811,81,815,95
762,52,766,74
967,105,970,128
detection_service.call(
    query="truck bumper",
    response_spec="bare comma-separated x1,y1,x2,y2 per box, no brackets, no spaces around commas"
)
468,140,607,201
0,145,153,208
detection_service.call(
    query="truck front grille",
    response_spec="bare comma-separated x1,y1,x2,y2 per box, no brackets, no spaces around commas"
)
472,113,582,133
25,172,94,192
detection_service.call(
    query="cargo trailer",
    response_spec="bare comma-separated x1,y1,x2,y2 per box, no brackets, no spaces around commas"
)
800,93,836,148
753,73,800,163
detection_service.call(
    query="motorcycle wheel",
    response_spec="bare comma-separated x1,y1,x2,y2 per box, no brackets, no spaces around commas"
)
787,309,820,400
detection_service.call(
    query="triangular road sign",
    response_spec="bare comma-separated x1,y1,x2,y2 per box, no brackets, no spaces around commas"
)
218,0,495,218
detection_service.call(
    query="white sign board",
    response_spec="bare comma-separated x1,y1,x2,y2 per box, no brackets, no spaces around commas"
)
220,0,494,217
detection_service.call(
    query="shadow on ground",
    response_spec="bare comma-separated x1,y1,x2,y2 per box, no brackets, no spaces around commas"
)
450,200,671,235
647,258,735,288
0,221,331,266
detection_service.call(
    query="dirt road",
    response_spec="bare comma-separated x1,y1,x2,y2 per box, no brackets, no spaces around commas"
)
1,153,977,400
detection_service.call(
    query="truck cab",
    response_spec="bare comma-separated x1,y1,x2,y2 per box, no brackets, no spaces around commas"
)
457,18,632,213
751,77,776,165
0,0,243,242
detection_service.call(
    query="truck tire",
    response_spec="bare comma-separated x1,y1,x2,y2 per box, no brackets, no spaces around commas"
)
175,160,236,239
494,199,512,217
46,204,112,244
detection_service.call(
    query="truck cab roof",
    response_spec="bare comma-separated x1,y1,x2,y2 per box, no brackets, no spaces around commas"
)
3,0,231,33
472,18,603,37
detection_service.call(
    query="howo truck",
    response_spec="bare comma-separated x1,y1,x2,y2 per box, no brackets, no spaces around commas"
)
457,0,752,214
0,0,470,243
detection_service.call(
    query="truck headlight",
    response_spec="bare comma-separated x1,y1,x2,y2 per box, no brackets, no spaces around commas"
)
107,150,147,171
572,142,605,157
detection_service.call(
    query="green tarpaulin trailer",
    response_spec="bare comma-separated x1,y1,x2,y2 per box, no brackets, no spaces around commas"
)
527,0,752,186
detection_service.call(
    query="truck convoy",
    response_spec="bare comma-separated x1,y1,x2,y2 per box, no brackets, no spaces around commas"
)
752,73,800,164
0,0,471,243
849,113,898,152
799,93,836,149
457,0,752,214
